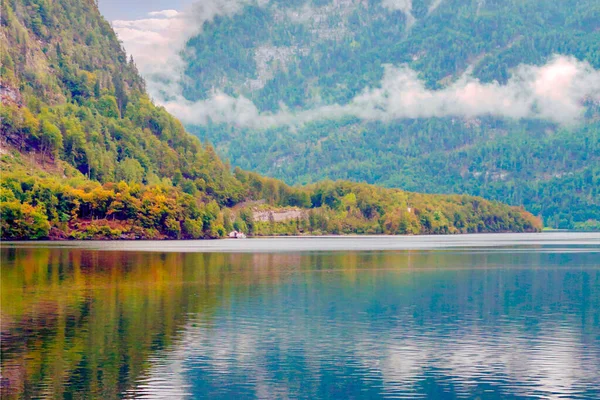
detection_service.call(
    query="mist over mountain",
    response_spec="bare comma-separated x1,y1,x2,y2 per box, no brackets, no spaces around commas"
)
116,0,599,228
2,0,544,240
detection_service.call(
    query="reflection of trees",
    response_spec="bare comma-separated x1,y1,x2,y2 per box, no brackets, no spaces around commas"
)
2,247,596,398
1,249,247,399
0,250,392,398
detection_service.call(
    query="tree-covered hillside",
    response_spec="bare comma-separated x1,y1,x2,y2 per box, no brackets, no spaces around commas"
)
0,0,542,239
169,0,600,230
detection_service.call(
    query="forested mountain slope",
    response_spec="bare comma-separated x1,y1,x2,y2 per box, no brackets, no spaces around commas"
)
155,0,600,230
0,0,541,239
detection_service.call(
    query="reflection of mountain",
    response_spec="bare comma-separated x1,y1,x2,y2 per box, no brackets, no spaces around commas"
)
126,252,600,399
2,248,599,398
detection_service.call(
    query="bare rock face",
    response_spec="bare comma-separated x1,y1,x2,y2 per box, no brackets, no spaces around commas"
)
0,84,21,105
246,45,308,90
253,208,307,222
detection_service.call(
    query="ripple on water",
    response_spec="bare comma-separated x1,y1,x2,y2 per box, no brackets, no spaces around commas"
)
139,304,597,397
132,294,599,398
4,242,597,399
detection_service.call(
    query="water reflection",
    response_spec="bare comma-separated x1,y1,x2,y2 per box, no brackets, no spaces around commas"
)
1,246,599,399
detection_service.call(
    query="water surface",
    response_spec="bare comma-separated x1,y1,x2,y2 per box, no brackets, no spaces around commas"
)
5,232,599,253
1,233,599,399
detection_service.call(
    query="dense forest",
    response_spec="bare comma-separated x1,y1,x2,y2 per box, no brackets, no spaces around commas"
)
172,0,600,230
0,0,541,240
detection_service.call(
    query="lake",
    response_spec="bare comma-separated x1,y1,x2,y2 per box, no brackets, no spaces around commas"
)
1,233,599,399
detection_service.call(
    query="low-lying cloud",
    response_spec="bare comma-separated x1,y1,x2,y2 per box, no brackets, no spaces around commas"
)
428,0,444,14
114,2,600,130
158,56,600,128
381,0,415,28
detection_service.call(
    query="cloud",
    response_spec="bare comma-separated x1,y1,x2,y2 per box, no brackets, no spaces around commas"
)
381,0,416,28
148,9,180,18
113,0,252,101
159,55,600,128
346,56,600,125
113,3,600,129
428,0,443,14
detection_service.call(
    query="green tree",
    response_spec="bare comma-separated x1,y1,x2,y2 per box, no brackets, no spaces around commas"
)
0,201,51,239
39,119,63,160
96,95,120,118
116,158,144,183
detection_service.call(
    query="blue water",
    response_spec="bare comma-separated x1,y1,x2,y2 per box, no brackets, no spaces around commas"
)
2,234,599,399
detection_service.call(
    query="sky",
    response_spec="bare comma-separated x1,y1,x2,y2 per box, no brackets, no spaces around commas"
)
98,0,194,20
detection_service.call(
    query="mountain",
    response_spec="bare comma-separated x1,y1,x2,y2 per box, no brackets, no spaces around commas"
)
145,0,600,230
0,0,541,240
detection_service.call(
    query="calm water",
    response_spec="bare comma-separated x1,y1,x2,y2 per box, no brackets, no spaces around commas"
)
1,233,599,399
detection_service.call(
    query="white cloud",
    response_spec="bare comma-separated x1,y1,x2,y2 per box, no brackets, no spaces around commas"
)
113,0,252,102
347,56,600,125
381,0,415,28
114,2,600,129
428,0,443,14
158,56,600,128
147,9,180,18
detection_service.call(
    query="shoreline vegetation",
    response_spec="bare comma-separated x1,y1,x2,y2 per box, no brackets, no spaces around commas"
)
0,0,541,241
0,161,541,240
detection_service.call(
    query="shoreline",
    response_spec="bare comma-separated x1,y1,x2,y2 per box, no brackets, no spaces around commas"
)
1,230,544,242
3,232,599,253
